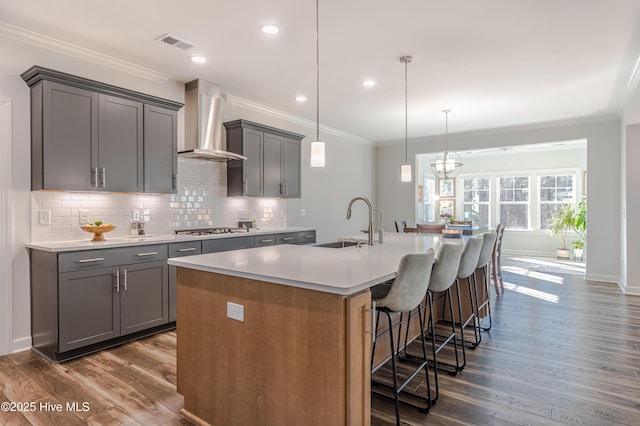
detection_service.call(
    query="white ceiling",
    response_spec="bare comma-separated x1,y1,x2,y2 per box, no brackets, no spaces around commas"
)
1,0,640,143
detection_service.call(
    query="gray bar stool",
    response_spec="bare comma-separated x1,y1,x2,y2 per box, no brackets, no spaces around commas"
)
475,231,498,332
452,235,484,367
371,250,436,424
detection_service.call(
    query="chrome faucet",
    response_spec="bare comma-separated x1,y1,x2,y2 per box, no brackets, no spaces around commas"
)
373,208,383,244
346,197,374,245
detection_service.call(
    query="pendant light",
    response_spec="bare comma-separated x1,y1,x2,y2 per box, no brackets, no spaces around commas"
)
430,109,463,179
400,55,413,182
310,0,325,167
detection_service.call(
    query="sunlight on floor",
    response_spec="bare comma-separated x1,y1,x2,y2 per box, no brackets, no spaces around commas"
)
501,266,566,285
502,281,560,303
507,256,586,274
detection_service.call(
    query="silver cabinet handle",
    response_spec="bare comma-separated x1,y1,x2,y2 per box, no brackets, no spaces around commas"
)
136,252,158,257
114,270,120,293
100,167,106,188
178,247,197,252
172,173,177,191
284,183,288,196
281,237,293,241
242,180,248,196
259,239,273,243
78,257,105,263
123,269,127,291
92,167,99,188
303,235,314,238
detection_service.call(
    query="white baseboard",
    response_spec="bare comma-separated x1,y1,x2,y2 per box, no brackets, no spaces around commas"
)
584,273,620,285
12,336,32,354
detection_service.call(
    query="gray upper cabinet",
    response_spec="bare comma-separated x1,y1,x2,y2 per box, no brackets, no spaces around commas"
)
144,105,177,193
22,66,182,193
99,95,144,192
224,119,304,198
38,81,99,191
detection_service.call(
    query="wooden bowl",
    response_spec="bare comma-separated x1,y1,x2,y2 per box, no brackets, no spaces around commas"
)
80,225,116,242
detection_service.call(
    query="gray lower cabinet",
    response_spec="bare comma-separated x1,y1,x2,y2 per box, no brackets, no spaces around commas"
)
276,230,317,245
30,244,170,362
225,120,304,198
59,266,120,352
168,241,202,322
202,236,255,253
255,234,276,247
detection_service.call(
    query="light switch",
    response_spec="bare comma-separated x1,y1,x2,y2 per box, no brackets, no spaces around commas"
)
79,209,89,224
38,210,51,225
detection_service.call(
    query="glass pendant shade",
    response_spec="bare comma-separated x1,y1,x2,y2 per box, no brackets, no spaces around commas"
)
401,164,412,182
430,109,462,179
310,140,325,167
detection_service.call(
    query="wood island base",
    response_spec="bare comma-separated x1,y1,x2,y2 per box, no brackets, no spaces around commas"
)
176,267,372,426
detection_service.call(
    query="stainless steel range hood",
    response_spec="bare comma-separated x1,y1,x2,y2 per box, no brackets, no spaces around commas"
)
179,79,247,161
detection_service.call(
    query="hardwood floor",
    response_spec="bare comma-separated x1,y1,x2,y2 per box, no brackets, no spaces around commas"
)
1,260,640,425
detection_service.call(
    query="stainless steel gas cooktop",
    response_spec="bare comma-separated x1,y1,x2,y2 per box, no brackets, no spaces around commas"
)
174,227,248,236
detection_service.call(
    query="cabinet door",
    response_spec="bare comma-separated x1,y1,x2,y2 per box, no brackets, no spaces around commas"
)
59,266,120,352
346,290,372,426
263,133,284,197
144,105,177,193
282,137,301,198
99,95,144,192
168,241,202,322
42,81,99,191
242,129,263,196
120,261,169,335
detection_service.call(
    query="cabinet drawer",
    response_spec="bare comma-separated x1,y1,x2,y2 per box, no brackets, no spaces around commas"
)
276,231,316,245
255,234,276,247
117,244,168,264
202,236,255,253
169,241,202,258
59,249,121,273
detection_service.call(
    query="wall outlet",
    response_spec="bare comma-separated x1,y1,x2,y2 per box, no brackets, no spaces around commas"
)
79,209,89,224
300,208,306,217
38,209,51,225
227,302,244,322
132,210,140,222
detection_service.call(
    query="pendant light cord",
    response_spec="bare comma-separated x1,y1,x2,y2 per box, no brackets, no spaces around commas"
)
316,0,320,141
404,59,408,164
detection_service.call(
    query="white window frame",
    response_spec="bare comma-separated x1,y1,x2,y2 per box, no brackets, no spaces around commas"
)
461,175,491,227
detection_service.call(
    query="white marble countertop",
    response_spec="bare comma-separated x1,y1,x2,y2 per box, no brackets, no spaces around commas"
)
26,227,315,252
168,233,461,296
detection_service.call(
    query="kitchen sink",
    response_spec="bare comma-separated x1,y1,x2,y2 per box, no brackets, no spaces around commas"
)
315,241,359,248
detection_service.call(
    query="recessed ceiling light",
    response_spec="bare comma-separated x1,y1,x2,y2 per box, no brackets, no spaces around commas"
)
295,95,307,102
190,55,206,63
260,24,281,35
362,80,376,87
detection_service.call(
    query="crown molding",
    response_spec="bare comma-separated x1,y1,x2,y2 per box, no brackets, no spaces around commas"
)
0,21,169,83
620,53,640,110
226,94,373,145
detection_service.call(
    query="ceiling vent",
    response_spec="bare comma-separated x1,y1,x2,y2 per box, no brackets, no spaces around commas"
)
156,33,196,50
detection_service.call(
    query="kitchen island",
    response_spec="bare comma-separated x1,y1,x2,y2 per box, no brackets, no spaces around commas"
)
168,233,457,426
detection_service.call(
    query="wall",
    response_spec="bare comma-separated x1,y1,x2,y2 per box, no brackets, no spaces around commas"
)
377,117,621,285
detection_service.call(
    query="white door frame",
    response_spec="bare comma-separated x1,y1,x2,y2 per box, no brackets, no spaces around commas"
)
0,96,13,355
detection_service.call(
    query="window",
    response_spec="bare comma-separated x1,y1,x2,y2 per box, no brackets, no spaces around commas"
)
462,177,490,226
539,174,575,229
499,176,529,229
417,177,437,223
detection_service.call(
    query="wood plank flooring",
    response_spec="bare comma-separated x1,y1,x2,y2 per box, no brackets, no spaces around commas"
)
1,259,640,425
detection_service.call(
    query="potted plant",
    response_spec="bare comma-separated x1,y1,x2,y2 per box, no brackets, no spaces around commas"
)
571,239,585,258
549,204,575,259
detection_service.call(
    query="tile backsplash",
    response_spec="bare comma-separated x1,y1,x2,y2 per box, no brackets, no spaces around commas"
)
31,158,287,242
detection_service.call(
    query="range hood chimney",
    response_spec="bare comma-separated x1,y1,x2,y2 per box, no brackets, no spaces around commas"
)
179,79,247,161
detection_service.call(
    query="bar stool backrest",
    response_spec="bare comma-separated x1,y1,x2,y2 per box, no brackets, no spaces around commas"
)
457,236,483,279
476,231,498,268
428,242,464,293
375,249,436,313
394,220,407,232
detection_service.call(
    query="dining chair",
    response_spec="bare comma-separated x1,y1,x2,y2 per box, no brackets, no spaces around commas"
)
474,231,498,332
492,223,506,295
371,250,437,423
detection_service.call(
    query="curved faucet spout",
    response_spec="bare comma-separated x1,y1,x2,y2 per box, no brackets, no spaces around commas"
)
346,197,374,245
